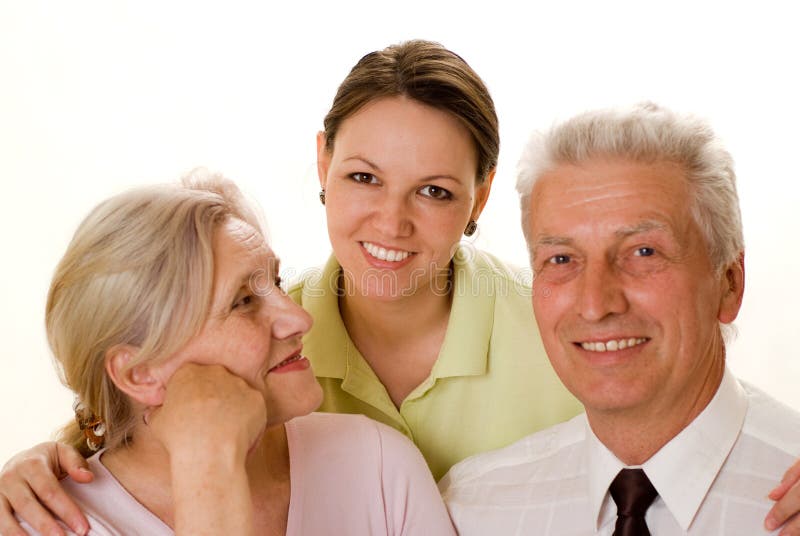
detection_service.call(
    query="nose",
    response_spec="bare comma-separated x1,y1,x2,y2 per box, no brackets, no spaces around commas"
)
576,258,629,322
268,291,313,341
372,192,413,238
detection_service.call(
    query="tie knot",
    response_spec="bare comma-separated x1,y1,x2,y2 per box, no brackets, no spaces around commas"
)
610,469,658,517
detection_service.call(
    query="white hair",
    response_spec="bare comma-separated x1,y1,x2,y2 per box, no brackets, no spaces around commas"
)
516,102,743,272
48,170,263,455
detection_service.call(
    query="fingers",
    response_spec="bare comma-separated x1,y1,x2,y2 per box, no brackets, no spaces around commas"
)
23,467,88,535
54,444,93,484
768,477,800,533
0,482,69,536
779,515,800,536
0,447,89,536
772,459,800,501
0,495,31,536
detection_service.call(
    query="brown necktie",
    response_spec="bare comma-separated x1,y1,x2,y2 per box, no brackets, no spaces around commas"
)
609,468,658,536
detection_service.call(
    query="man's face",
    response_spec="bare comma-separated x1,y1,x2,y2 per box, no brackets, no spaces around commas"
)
527,157,743,418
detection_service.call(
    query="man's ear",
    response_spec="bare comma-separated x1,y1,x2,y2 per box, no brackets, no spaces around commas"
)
105,345,166,407
316,131,331,190
470,168,496,222
718,251,745,324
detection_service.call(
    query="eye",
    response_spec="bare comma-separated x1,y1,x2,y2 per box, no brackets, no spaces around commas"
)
634,247,655,257
232,294,254,310
418,185,453,200
548,254,571,265
349,172,379,185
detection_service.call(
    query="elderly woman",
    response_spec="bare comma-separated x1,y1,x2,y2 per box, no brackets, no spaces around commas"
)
14,173,454,535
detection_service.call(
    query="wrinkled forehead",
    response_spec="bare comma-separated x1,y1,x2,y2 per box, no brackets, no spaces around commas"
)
528,159,691,229
223,217,270,257
212,217,276,295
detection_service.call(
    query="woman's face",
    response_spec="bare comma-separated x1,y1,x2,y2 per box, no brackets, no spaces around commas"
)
157,217,323,426
317,96,493,300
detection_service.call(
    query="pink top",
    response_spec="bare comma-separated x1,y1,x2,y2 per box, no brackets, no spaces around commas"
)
22,412,455,535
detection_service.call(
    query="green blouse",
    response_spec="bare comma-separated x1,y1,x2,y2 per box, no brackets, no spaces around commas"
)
288,248,582,480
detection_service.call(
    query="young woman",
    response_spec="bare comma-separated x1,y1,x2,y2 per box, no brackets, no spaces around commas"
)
11,174,454,535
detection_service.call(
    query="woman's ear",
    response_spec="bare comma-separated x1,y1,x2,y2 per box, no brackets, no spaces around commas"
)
316,131,331,190
470,168,496,221
718,251,745,324
105,345,166,407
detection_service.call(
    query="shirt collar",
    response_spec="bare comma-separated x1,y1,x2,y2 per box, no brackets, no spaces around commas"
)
586,367,748,531
586,418,627,532
299,248,496,381
430,246,495,378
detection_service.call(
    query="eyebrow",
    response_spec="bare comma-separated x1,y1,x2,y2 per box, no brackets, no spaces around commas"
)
614,220,668,238
531,221,670,251
342,155,463,183
217,254,280,310
343,156,382,172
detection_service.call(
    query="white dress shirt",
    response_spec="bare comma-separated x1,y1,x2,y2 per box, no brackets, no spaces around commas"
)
440,368,800,535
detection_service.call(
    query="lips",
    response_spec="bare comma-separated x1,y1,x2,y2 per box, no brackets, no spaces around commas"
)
268,348,306,373
361,241,414,262
576,337,650,352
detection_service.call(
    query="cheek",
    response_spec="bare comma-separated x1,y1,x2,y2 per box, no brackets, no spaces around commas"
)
212,324,270,371
326,198,367,235
532,294,562,350
533,279,572,322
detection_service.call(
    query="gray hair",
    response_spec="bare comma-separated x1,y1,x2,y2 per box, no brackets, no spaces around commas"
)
516,102,743,272
48,170,263,455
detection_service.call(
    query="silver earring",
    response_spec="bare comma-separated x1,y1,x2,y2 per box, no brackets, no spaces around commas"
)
464,220,478,236
319,189,326,205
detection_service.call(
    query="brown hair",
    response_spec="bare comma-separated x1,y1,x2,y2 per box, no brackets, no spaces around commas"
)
48,171,262,456
322,39,499,182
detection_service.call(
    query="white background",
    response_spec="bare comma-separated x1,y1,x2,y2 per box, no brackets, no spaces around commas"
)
1,1,798,463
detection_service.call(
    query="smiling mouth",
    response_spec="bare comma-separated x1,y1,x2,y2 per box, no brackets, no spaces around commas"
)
361,241,413,262
577,337,649,352
268,352,304,372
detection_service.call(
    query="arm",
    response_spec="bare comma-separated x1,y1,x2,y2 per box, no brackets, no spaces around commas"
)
0,443,92,536
766,457,800,535
148,363,267,536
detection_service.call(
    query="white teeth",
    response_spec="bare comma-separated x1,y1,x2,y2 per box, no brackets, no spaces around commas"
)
580,337,647,352
271,354,302,371
362,242,411,262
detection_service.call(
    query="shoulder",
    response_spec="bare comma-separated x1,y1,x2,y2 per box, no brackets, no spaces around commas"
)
453,247,534,319
49,453,172,536
740,380,800,456
288,413,434,485
439,413,586,494
288,412,419,458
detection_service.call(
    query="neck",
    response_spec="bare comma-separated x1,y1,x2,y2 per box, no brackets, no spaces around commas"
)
586,354,726,466
338,265,453,407
339,266,452,345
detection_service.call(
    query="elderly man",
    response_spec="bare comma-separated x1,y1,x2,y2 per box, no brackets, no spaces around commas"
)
440,103,800,534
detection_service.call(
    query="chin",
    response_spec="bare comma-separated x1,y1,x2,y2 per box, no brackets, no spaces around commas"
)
265,372,325,425
574,381,650,414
